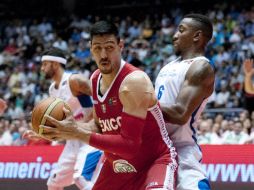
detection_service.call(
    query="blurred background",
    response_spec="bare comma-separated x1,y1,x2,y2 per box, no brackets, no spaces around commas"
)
0,0,253,189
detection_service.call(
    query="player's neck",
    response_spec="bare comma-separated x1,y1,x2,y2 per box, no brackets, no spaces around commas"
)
181,49,204,60
53,69,64,89
101,73,116,89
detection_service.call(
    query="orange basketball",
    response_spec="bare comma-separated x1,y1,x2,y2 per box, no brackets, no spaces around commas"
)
31,97,71,135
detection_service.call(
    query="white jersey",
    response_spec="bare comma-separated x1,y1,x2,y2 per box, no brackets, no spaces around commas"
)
49,72,92,121
47,72,101,189
155,56,211,148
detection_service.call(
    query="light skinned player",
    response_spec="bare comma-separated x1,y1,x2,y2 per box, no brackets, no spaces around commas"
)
40,21,177,190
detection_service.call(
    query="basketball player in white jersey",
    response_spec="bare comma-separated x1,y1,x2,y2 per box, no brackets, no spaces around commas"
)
155,14,215,190
24,47,102,190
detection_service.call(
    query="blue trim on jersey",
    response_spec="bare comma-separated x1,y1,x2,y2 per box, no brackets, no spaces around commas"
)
81,151,102,180
198,178,211,190
77,95,93,108
207,59,215,70
190,103,202,151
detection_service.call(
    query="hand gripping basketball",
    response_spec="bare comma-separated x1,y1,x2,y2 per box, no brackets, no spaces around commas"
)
39,106,79,141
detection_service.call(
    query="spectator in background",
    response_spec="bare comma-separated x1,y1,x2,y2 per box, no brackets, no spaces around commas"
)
198,121,212,144
222,120,249,144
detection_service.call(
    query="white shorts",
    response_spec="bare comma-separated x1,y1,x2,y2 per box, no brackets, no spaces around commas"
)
176,145,210,190
47,140,102,189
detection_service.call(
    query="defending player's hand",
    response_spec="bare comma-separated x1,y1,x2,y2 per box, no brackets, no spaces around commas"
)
22,130,41,140
22,129,52,141
39,106,84,141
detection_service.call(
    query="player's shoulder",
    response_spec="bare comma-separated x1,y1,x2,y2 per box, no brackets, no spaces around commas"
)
69,73,84,81
120,70,154,92
187,57,215,85
124,70,151,84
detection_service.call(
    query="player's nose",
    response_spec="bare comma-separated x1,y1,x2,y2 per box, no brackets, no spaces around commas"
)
100,48,107,59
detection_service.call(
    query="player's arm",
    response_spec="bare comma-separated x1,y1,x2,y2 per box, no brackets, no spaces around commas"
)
89,71,156,158
161,60,215,125
243,59,254,94
69,74,92,96
69,74,93,121
40,106,101,141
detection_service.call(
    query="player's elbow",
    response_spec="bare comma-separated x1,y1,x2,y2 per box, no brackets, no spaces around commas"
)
168,113,189,125
174,116,189,125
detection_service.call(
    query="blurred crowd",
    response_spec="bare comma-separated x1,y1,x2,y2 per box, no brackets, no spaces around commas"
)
0,3,254,145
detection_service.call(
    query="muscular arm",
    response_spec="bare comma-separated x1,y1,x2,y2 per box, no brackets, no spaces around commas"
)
89,71,156,158
69,74,92,96
161,60,215,125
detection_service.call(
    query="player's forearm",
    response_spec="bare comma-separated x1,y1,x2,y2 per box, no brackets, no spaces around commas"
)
244,74,254,94
161,104,189,125
89,133,140,159
89,112,145,159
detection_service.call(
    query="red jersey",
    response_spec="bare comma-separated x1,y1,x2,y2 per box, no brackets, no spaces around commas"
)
91,62,177,172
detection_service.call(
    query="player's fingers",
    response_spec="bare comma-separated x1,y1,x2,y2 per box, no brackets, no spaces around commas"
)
63,106,72,118
44,114,61,127
39,125,57,133
39,128,62,141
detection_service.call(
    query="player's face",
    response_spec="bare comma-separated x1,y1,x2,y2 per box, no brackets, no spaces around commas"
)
90,34,123,75
41,61,55,79
172,18,196,56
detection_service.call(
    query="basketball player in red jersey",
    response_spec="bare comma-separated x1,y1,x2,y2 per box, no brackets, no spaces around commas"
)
41,20,177,190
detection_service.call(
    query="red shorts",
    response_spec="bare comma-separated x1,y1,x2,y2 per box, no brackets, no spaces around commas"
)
92,159,177,190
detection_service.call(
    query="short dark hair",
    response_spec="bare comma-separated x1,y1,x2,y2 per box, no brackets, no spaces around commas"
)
184,14,213,41
42,47,66,59
90,20,119,42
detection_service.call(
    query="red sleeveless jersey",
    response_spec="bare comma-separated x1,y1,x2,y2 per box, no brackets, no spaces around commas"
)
91,62,176,171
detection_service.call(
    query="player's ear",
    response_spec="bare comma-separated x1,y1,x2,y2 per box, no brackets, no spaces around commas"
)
193,30,202,42
119,39,124,51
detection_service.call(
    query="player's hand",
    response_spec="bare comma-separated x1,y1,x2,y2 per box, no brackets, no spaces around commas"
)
39,107,83,141
22,130,43,141
0,98,7,115
243,59,254,75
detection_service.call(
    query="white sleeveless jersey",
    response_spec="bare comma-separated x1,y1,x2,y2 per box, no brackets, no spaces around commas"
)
155,56,211,148
49,72,92,121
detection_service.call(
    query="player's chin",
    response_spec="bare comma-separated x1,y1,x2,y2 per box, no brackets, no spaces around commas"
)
100,67,113,74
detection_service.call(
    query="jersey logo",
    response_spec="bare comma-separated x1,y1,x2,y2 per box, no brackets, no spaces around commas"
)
108,97,117,106
99,117,121,132
113,159,137,173
157,85,165,100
